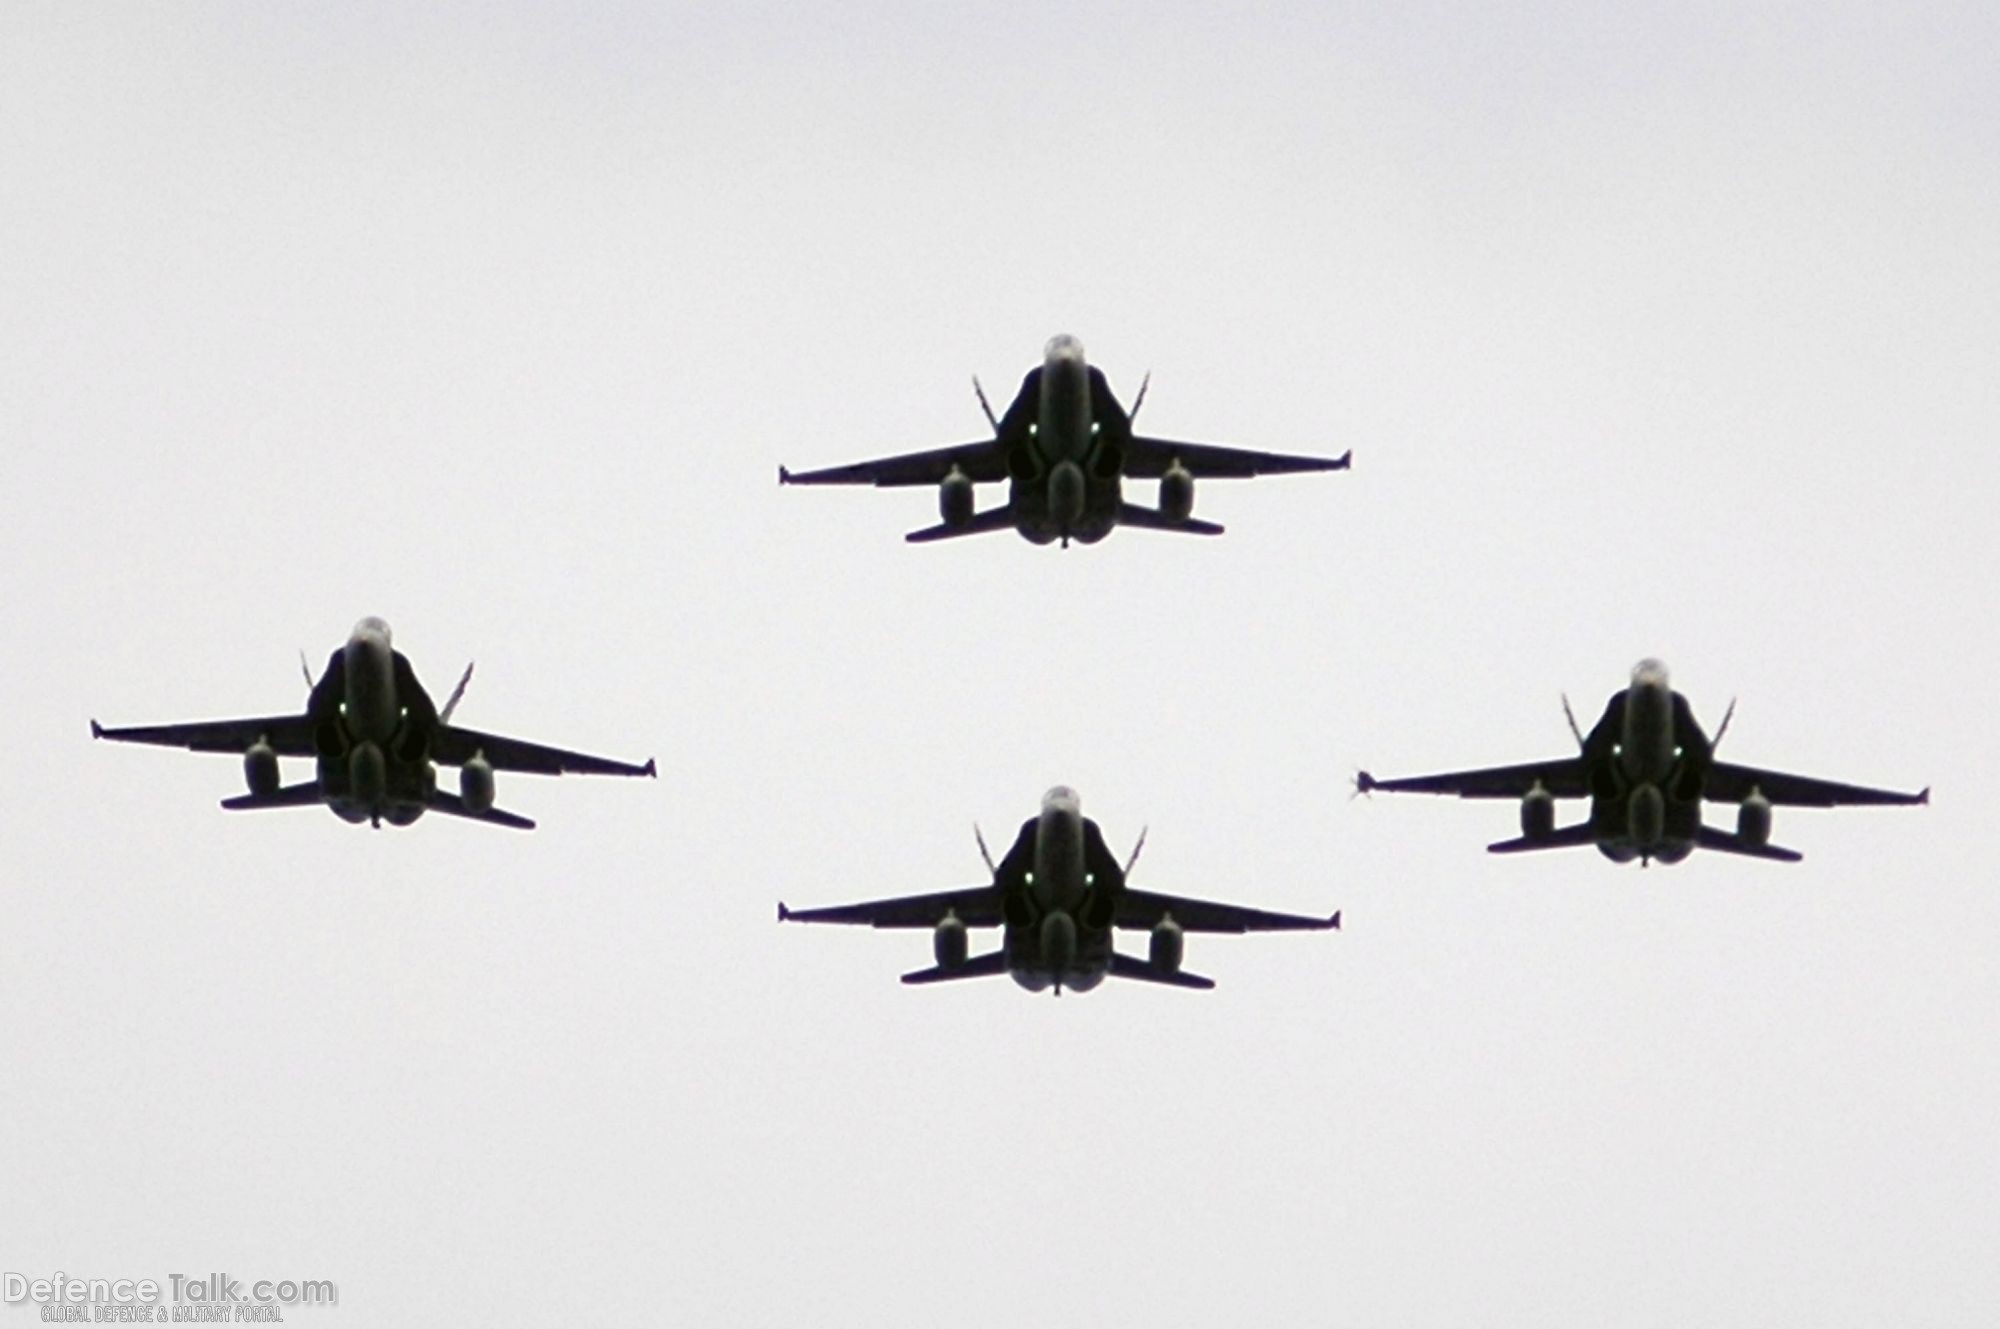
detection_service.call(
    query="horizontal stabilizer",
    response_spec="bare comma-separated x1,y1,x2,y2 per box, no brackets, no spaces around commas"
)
427,788,536,831
220,781,324,812
1694,825,1803,862
1116,503,1224,536
900,950,1010,985
1108,952,1216,989
906,504,1018,543
1487,821,1599,854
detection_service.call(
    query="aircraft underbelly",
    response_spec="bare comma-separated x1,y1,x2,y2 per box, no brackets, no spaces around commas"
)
1004,920,1112,993
319,750,436,828
1009,472,1119,544
1592,786,1701,864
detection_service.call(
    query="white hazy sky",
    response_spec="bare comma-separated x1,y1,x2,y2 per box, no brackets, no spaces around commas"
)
3,4,1995,1324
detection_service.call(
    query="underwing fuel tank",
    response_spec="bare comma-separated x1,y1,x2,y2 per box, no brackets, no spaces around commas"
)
1520,782,1555,840
939,468,974,527
934,913,967,969
243,739,279,796
1160,462,1194,521
1738,788,1772,845
460,752,495,813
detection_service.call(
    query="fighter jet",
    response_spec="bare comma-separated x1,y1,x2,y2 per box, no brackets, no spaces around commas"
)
778,335,1351,545
1355,659,1928,864
778,785,1340,992
92,617,656,830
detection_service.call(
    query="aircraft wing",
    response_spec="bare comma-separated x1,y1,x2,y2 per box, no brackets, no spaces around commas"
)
426,787,537,830
1702,761,1929,808
1114,887,1340,934
1356,756,1590,799
779,439,1007,488
1122,435,1352,479
778,884,1006,929
430,724,656,778
90,713,317,757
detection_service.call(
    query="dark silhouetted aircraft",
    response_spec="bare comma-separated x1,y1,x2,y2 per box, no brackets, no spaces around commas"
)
92,617,656,830
1356,659,1928,864
778,335,1351,545
779,785,1340,992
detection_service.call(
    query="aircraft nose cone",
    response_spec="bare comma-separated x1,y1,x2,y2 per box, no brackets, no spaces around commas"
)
354,616,392,646
1043,785,1080,812
1632,657,1669,688
1044,334,1085,364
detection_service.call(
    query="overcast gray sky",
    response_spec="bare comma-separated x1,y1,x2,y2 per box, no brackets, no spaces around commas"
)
3,3,1995,1324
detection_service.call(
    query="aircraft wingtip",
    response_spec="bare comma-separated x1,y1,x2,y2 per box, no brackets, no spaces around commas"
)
1354,770,1376,793
1918,786,1931,805
1330,909,1342,931
777,465,793,485
90,719,103,739
777,902,791,922
642,758,658,779
1336,449,1353,469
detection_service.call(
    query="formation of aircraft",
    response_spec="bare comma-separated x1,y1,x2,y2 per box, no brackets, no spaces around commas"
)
92,617,656,830
778,786,1340,993
778,334,1351,545
1356,659,1929,864
86,343,1933,990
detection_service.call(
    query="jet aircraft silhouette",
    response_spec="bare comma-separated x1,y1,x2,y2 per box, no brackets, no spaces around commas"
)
93,617,655,829
1356,659,1928,864
779,785,1340,992
778,335,1350,545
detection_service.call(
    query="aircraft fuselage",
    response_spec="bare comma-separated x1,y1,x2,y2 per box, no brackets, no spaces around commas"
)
1590,659,1702,864
341,616,400,743
1004,785,1115,992
1007,335,1121,546
314,617,437,827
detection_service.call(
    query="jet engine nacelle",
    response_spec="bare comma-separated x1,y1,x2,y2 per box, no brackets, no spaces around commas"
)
461,753,495,814
243,740,280,797
1149,916,1185,974
1520,783,1555,840
939,467,974,528
1160,462,1194,522
1738,788,1772,846
933,913,968,969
